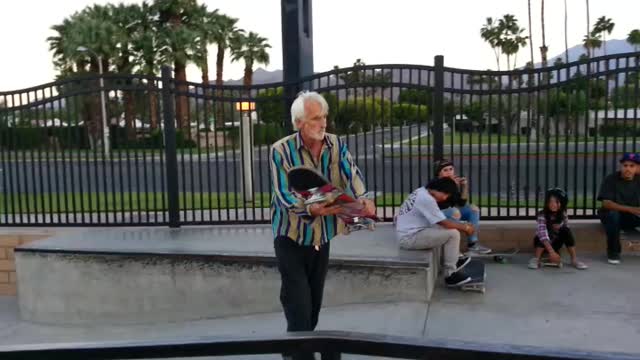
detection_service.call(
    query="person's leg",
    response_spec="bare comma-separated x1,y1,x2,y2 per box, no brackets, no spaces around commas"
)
400,227,461,277
308,242,330,331
274,236,313,332
530,237,545,269
459,204,480,244
441,207,461,222
600,211,622,262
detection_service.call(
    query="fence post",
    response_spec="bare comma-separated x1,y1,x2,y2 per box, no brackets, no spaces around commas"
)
161,66,180,228
433,55,445,162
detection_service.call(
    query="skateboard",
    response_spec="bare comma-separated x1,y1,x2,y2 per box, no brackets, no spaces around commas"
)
452,259,486,294
463,248,519,264
287,166,380,233
621,229,640,252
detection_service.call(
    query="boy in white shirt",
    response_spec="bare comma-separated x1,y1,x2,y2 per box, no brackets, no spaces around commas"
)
395,177,475,286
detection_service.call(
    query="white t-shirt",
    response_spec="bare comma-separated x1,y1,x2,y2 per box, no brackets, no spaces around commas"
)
395,187,446,241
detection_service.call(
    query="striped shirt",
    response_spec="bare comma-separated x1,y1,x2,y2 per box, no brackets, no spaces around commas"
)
270,132,367,247
536,211,568,243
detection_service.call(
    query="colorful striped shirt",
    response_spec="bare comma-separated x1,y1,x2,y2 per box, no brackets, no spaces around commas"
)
270,132,367,247
536,211,568,243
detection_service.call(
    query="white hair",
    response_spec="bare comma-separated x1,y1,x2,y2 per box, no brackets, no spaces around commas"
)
290,91,329,130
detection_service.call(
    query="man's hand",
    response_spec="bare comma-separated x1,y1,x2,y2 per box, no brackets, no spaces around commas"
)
455,176,467,186
359,198,376,217
631,207,640,217
309,203,342,217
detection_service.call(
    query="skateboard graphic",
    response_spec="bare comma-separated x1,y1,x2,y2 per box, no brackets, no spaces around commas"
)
621,229,640,252
464,248,519,264
453,259,486,293
287,166,380,233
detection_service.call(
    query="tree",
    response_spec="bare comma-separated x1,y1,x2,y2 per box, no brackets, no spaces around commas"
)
540,0,549,68
154,0,199,132
480,17,503,70
527,0,534,68
498,14,528,70
627,29,640,52
564,0,569,63
211,13,241,126
593,16,615,55
230,31,271,88
554,57,564,67
190,4,219,122
583,33,602,59
131,1,161,129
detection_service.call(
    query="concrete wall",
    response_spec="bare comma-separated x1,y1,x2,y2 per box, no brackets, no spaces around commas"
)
15,252,433,325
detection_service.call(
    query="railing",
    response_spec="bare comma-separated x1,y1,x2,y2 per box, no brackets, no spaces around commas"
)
1,331,637,360
1,52,639,226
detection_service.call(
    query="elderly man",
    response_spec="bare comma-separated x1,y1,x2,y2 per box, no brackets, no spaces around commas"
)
269,91,375,349
597,152,640,264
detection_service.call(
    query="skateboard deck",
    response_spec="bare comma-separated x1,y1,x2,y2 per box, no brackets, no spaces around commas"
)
621,229,640,252
454,259,486,294
287,166,380,233
464,248,519,263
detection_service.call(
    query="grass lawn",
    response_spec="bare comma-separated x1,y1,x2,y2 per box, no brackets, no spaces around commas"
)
0,192,597,214
407,133,592,146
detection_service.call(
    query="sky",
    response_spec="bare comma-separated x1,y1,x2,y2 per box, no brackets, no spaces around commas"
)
1,0,639,91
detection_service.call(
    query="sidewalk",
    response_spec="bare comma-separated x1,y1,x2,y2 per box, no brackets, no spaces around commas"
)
1,254,638,359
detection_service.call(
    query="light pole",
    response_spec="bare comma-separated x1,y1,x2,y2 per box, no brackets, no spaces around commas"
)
77,46,110,159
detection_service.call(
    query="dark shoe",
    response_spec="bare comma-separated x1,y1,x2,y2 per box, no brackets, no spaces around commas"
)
455,256,471,271
445,270,472,286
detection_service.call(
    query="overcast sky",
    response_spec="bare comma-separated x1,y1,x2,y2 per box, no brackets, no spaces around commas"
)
1,0,639,91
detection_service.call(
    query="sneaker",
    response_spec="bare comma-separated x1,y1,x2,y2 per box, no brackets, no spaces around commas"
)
607,254,621,265
528,257,540,269
455,256,471,271
445,270,472,286
572,261,588,270
468,243,492,254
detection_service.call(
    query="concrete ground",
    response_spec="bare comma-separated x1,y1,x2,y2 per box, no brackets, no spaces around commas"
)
1,253,639,359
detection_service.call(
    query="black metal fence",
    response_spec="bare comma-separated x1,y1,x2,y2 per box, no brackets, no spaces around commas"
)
1,52,639,226
1,330,637,360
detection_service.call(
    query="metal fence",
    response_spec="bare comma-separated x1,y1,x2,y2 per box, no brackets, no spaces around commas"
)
1,52,639,226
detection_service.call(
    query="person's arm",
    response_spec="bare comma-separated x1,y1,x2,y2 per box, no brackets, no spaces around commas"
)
602,200,640,215
338,138,375,215
438,219,474,236
597,174,640,215
269,145,313,219
536,214,558,255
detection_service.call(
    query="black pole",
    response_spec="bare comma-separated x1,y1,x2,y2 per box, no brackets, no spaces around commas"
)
161,66,180,228
281,0,314,131
433,55,445,162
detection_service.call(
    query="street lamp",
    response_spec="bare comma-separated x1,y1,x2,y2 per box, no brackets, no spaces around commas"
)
77,46,110,159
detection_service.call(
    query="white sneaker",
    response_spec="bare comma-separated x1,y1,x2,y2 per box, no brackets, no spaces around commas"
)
607,258,621,265
528,258,540,269
468,243,491,254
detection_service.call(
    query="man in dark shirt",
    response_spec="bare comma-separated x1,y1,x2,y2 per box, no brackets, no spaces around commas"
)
597,153,640,264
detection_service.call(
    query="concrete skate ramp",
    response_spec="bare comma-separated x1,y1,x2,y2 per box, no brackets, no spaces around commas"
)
14,224,437,325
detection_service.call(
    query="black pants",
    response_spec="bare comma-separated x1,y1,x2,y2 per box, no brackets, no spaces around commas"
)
274,236,330,332
534,226,575,251
600,210,640,257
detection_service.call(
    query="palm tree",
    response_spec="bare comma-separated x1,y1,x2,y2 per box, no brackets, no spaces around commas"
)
111,3,143,141
212,13,240,127
583,33,603,59
498,14,528,70
593,16,615,55
481,17,503,70
564,0,569,63
527,0,534,68
230,31,271,88
628,29,640,52
540,0,548,68
131,1,161,129
191,4,218,88
154,0,199,132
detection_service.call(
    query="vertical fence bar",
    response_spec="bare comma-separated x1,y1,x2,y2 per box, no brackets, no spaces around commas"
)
161,66,180,227
433,56,444,162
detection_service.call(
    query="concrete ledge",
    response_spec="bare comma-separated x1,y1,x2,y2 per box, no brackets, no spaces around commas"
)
476,220,640,254
14,224,436,325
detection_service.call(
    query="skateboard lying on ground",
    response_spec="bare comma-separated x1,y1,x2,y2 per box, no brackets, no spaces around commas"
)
287,166,380,233
464,248,519,263
452,259,486,294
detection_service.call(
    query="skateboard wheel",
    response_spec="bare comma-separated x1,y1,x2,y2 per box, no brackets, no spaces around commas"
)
493,255,506,263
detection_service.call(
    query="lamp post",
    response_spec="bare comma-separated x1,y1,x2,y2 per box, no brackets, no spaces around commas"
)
235,101,255,202
77,46,110,159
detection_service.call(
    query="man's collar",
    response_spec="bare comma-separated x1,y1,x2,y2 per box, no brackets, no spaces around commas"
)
295,131,332,150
